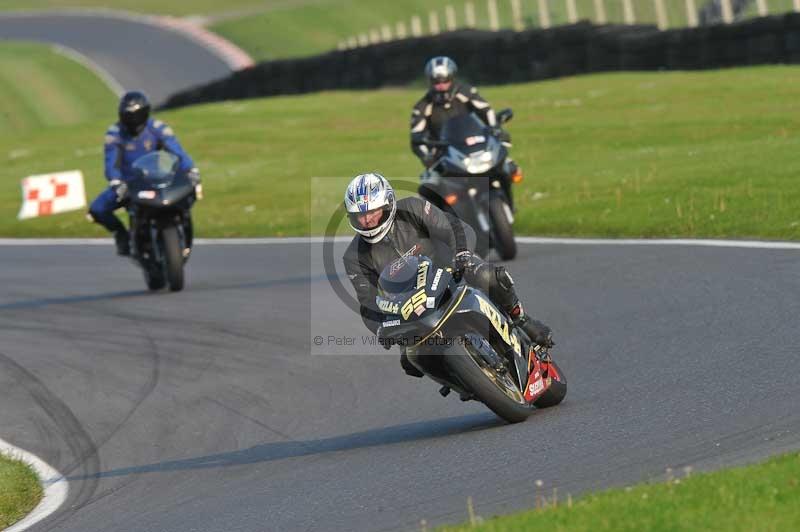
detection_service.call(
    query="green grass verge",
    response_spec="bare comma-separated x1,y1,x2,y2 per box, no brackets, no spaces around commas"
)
212,0,473,61
439,451,800,532
744,0,799,18
211,1,793,62
1,1,796,62
0,1,794,61
211,1,697,61
0,41,117,132
0,454,42,530
1,65,799,239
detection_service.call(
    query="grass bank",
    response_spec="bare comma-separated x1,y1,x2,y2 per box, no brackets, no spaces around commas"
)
211,0,705,61
0,453,42,529
0,65,798,239
0,41,116,133
2,2,796,61
440,451,800,531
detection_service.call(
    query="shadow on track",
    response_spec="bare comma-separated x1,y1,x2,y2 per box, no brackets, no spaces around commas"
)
0,274,336,311
0,289,152,310
68,412,503,481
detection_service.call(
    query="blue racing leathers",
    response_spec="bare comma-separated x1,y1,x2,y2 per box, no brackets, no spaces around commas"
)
89,118,194,232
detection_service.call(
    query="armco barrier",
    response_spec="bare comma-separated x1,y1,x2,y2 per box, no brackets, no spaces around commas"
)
162,14,800,109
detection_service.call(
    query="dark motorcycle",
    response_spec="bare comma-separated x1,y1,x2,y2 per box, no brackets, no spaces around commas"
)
418,110,521,260
125,151,196,292
377,255,566,423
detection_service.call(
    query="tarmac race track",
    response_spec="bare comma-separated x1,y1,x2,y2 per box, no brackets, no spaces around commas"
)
1,241,799,531
0,12,234,105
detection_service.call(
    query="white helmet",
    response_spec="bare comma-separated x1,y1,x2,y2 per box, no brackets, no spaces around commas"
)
344,173,397,243
425,56,458,86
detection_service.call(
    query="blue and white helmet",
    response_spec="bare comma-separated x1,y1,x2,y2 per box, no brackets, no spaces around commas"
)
344,173,397,243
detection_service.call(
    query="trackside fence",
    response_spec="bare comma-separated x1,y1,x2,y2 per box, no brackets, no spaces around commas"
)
337,0,800,50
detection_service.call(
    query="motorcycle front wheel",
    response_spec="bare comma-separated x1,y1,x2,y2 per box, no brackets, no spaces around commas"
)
488,196,517,261
161,224,184,292
445,334,533,423
143,266,165,291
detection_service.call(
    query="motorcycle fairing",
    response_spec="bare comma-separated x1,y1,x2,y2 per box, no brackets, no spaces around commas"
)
449,288,529,390
377,255,540,399
523,354,559,404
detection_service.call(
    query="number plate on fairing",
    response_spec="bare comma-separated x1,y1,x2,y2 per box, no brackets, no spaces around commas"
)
523,361,549,403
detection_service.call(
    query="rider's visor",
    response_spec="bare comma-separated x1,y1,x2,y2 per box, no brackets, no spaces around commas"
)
120,108,148,130
348,206,388,231
432,79,452,91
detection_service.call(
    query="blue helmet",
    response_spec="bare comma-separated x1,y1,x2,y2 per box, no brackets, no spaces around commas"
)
344,173,397,243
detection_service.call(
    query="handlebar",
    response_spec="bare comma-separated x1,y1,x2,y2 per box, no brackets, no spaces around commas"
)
413,137,449,147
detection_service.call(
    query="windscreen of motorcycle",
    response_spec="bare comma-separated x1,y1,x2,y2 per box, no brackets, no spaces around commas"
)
378,255,421,296
439,114,489,154
131,151,179,189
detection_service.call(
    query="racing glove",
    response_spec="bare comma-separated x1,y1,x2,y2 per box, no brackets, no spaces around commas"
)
375,326,393,351
109,179,127,202
188,167,203,200
493,127,511,144
422,152,438,168
453,250,474,281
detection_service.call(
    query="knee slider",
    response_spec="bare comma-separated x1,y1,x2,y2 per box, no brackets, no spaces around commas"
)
88,208,114,225
470,261,495,287
496,266,515,291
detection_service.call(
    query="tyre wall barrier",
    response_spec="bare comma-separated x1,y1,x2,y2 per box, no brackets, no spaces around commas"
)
162,14,800,109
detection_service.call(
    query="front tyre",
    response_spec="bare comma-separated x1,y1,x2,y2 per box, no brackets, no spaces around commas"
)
488,197,517,261
161,224,184,292
445,334,532,423
143,267,165,291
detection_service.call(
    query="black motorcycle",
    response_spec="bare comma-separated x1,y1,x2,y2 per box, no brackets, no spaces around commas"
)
125,151,196,292
377,255,566,423
418,110,520,260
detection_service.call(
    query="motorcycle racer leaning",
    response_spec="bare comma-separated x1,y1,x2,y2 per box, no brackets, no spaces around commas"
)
88,91,201,256
342,173,553,377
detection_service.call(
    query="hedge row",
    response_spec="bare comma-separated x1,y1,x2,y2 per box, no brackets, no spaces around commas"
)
163,14,800,109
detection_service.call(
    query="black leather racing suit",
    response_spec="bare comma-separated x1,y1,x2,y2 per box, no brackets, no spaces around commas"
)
342,196,520,335
410,84,518,207
409,83,496,164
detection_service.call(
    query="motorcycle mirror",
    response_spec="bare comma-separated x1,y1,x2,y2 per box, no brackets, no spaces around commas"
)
497,108,513,124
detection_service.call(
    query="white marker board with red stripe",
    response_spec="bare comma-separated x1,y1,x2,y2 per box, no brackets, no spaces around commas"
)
18,171,86,220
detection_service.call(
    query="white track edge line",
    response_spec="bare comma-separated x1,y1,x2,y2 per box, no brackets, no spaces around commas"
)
0,437,68,532
0,237,798,249
514,237,800,249
1,8,254,71
50,44,125,97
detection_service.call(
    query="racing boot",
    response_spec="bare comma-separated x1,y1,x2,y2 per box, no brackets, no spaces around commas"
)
90,210,129,256
114,229,130,256
509,303,554,348
400,351,424,378
468,259,553,348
